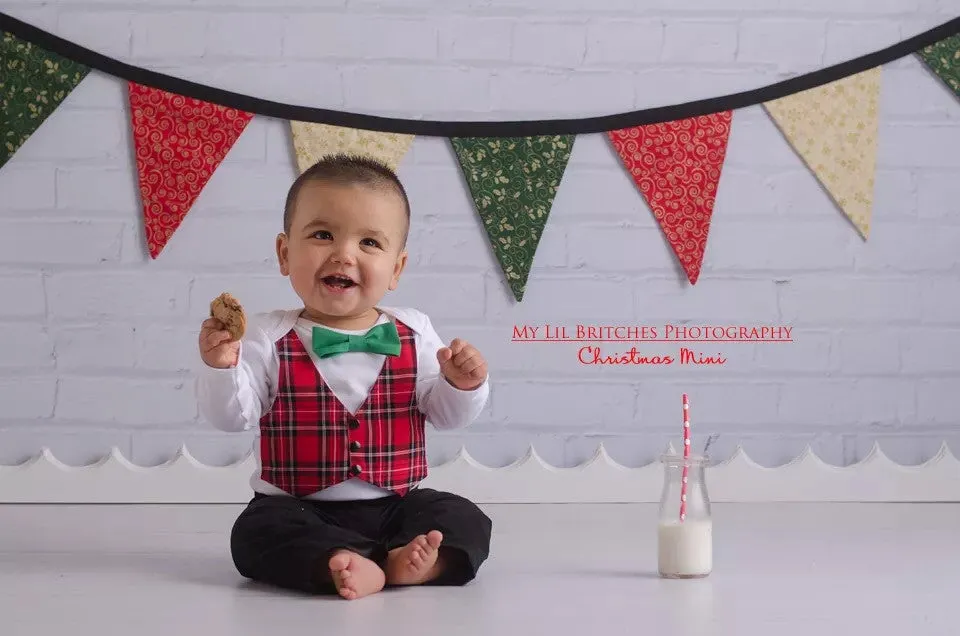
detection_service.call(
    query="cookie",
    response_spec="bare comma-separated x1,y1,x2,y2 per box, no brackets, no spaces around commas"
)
210,292,246,341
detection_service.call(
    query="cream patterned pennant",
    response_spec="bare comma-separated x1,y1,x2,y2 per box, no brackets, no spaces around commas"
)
763,67,881,239
290,122,414,173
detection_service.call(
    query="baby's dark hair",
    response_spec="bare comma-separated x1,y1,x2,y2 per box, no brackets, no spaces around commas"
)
283,153,411,241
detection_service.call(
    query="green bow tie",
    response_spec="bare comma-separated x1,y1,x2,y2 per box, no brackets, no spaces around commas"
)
311,321,401,359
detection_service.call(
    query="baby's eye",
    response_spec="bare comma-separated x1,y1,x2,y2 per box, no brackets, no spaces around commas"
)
312,230,332,240
360,238,381,248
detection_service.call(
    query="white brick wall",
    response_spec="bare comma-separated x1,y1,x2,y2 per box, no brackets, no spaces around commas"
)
1,0,959,469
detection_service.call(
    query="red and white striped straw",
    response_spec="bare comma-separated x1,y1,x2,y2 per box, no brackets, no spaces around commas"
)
680,393,690,522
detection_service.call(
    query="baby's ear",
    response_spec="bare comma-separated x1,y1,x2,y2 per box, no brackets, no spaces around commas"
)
276,233,290,275
389,250,408,289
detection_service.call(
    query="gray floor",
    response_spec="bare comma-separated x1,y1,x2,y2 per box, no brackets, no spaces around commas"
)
1,502,957,635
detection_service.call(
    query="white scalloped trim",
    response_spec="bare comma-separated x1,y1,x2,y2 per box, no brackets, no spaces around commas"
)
2,442,958,503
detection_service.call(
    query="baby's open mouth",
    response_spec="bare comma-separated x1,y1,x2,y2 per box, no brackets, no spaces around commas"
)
321,275,357,288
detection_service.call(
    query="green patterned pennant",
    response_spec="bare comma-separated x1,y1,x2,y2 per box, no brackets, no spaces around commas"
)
916,33,960,99
450,135,574,302
1,30,90,168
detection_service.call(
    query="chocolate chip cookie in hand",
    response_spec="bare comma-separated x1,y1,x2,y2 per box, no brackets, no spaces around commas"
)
200,293,245,369
209,292,246,341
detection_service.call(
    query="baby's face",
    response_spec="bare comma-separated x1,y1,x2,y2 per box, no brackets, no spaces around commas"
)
278,180,408,328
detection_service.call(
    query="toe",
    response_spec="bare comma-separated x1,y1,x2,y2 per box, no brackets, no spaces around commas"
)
329,552,351,572
426,530,443,549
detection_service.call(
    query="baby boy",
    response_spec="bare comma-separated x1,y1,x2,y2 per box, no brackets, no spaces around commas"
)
196,154,492,600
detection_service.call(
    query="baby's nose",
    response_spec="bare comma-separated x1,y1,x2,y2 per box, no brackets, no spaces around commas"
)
331,245,357,262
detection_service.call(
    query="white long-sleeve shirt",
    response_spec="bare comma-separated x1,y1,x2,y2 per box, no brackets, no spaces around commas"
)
196,305,490,501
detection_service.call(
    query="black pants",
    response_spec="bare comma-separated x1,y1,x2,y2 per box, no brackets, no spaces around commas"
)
230,487,492,594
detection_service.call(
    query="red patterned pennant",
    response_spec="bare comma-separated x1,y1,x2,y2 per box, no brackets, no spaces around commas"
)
608,112,732,285
128,83,254,258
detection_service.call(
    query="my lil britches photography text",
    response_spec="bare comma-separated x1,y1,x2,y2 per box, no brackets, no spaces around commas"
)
511,324,793,367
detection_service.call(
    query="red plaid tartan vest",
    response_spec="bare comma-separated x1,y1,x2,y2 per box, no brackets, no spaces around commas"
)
258,319,428,497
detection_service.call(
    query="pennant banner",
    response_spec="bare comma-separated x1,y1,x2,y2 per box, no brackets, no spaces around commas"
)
290,122,414,173
609,113,732,285
128,82,254,258
450,136,574,302
2,10,960,300
763,67,881,239
1,30,90,169
916,33,960,99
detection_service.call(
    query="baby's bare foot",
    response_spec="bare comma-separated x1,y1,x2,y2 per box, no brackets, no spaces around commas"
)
385,530,444,585
328,550,385,600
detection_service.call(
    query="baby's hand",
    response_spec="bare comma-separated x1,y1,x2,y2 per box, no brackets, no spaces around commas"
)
437,338,487,391
199,318,241,369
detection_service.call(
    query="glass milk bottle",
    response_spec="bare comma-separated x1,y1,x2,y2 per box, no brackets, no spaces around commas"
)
657,453,712,578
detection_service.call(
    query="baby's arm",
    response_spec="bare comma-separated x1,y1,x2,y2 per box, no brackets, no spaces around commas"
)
196,321,274,432
415,314,490,430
